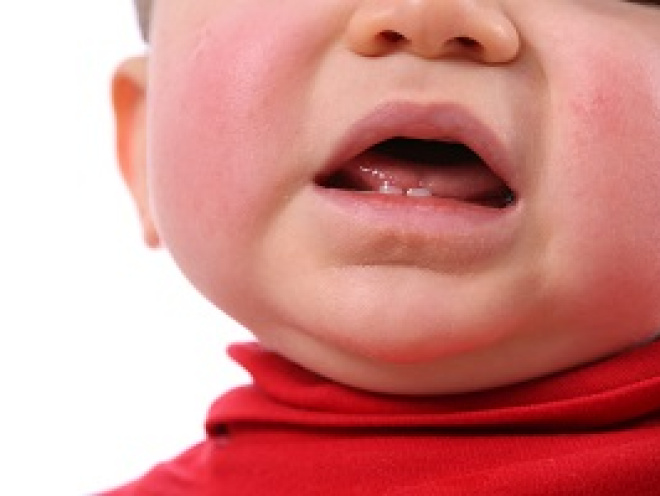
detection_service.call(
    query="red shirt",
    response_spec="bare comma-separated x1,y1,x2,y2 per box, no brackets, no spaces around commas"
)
103,340,660,495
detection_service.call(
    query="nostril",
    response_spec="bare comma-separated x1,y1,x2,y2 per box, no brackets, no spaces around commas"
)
379,30,406,44
456,36,480,49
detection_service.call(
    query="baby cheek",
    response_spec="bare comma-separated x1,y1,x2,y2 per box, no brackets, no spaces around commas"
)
148,7,323,243
549,45,660,322
564,49,660,217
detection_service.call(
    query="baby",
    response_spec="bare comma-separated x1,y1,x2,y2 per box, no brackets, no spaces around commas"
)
103,0,660,494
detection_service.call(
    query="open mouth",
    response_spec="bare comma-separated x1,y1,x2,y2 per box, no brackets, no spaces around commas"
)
317,137,516,209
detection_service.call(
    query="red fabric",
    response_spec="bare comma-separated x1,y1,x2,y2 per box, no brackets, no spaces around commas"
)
103,340,660,495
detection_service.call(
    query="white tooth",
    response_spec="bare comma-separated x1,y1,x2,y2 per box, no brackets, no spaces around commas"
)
379,183,404,195
406,187,433,197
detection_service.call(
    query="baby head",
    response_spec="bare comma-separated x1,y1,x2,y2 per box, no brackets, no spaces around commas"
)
113,0,660,395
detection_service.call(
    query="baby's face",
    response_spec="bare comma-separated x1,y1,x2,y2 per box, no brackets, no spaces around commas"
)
128,0,660,393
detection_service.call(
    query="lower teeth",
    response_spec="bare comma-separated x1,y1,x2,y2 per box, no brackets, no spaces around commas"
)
378,183,433,197
406,187,433,197
375,184,515,207
379,183,404,195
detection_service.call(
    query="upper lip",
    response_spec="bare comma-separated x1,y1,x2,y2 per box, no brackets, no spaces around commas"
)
317,101,517,194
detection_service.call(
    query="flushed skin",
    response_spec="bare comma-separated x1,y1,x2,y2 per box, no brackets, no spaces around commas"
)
114,0,660,394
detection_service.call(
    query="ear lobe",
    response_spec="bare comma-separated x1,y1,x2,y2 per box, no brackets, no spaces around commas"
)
112,56,160,248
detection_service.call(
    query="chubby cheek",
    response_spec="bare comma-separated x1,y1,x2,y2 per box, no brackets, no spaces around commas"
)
146,6,329,306
543,29,660,332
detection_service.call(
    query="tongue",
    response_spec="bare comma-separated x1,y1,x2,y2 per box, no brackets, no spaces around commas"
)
341,148,511,204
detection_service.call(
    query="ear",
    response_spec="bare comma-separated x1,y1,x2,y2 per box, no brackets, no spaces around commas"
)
112,55,160,248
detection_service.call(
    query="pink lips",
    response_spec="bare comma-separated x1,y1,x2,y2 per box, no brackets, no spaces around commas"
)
317,102,517,196
310,102,521,268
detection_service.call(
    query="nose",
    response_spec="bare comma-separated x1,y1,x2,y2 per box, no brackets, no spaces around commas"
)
346,0,520,64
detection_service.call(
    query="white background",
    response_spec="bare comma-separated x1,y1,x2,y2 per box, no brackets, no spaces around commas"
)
0,2,252,494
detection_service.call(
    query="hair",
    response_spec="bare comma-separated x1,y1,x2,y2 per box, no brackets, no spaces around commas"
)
134,0,152,41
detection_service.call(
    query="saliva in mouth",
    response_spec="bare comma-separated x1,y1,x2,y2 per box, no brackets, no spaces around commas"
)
321,138,516,209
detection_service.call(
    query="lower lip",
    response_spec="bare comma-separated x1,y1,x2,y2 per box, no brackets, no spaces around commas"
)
311,186,520,265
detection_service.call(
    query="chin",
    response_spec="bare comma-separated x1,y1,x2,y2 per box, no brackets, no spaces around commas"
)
285,280,532,365
254,300,654,395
